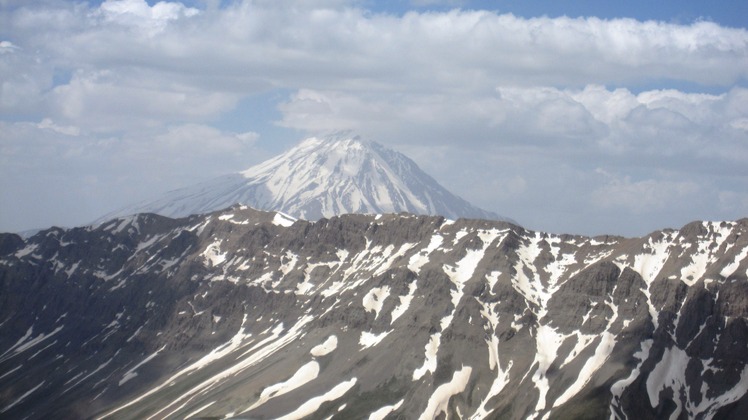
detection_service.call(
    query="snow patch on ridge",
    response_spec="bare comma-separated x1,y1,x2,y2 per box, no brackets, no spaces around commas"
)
272,212,296,227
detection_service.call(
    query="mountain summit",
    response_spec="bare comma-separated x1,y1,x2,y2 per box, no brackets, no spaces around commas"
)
102,134,505,221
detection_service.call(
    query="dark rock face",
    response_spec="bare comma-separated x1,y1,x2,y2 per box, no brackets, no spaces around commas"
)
1,207,747,419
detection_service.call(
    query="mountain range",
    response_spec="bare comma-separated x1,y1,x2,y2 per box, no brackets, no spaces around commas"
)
99,134,504,223
1,206,747,419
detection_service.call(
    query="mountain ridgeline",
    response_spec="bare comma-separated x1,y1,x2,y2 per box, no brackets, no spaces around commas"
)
1,206,747,419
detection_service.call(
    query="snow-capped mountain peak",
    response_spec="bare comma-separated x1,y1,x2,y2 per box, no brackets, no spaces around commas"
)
100,133,505,222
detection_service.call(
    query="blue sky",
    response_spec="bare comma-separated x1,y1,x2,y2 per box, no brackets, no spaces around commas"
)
155,0,748,28
376,0,748,28
1,0,747,236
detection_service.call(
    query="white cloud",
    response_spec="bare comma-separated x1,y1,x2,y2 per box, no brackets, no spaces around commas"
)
731,118,748,131
152,124,259,155
0,40,19,53
96,0,199,35
37,118,80,136
47,70,240,131
279,87,605,145
278,85,748,165
2,2,746,132
276,83,748,235
591,170,701,214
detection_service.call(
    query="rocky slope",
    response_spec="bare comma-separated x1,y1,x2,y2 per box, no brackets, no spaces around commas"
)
1,207,747,419
99,134,504,223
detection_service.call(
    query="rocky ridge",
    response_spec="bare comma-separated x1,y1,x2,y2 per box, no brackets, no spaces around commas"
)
1,207,747,419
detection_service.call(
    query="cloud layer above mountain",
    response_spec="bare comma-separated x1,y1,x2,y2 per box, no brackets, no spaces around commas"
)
1,0,747,235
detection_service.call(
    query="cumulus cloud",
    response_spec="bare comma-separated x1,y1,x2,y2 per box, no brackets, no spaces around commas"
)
278,85,748,165
97,0,199,25
278,87,605,146
2,1,747,132
47,70,240,131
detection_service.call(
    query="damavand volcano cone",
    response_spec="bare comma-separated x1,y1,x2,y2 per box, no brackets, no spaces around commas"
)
99,133,509,223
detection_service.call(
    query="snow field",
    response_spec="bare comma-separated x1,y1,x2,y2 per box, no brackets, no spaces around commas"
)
310,335,338,357
183,401,216,419
441,229,502,331
553,331,617,407
412,333,441,381
552,290,621,408
243,361,320,412
630,235,673,329
471,299,513,419
418,366,472,420
359,331,391,349
275,378,358,420
531,324,568,413
609,339,653,412
0,325,64,363
368,399,404,420
119,346,165,386
720,245,748,278
272,212,296,227
390,282,417,324
202,240,227,266
644,344,748,418
362,286,391,319
678,223,732,286
407,234,443,274
100,315,313,419
511,233,545,309
0,381,46,414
